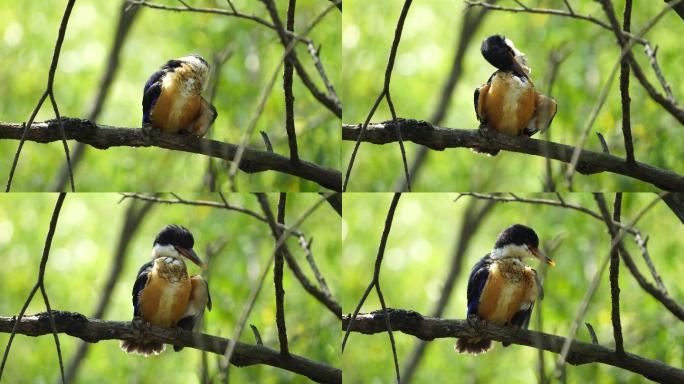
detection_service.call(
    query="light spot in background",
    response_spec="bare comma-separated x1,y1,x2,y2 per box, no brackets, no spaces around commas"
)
3,21,23,46
343,243,362,266
419,42,442,69
386,247,406,271
7,244,28,267
0,220,14,244
51,247,73,272
343,24,360,49
398,199,422,223
409,238,431,262
63,199,88,227
81,41,105,66
244,51,260,73
397,53,417,76
424,278,441,302
341,219,348,241
20,208,37,231
61,49,89,74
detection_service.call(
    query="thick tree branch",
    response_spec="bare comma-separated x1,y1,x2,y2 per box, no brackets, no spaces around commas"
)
0,311,340,384
0,119,341,191
342,119,684,190
343,309,684,384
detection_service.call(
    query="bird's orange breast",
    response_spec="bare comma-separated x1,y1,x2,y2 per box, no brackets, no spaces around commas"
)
139,269,191,326
483,73,535,135
151,75,201,133
477,263,537,325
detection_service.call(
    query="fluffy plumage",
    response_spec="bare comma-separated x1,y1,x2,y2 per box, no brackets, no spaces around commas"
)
121,225,211,356
474,35,557,155
455,224,551,354
142,55,217,136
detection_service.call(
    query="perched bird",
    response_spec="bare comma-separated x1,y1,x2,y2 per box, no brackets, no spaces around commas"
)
142,55,217,136
474,35,557,155
455,224,554,354
121,225,212,356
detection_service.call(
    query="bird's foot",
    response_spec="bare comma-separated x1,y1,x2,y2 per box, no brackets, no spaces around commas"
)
467,314,487,330
141,123,160,139
132,316,151,331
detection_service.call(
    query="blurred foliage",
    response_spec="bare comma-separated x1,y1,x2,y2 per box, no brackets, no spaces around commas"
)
0,0,340,191
342,193,684,383
0,193,340,383
342,0,684,191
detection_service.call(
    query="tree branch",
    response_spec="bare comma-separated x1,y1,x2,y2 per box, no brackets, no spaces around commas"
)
0,311,340,384
342,119,684,190
0,119,341,191
343,309,684,384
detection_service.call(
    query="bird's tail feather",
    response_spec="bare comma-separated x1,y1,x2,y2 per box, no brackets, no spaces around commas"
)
120,340,165,356
455,337,492,354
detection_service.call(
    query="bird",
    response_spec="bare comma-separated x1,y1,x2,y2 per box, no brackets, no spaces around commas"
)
455,224,554,354
142,54,217,137
474,35,557,155
120,225,212,356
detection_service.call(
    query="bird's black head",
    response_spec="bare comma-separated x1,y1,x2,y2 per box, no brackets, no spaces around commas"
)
481,35,528,78
154,224,194,249
494,224,539,249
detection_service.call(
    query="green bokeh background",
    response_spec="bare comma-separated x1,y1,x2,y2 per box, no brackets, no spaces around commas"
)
342,193,684,383
0,193,340,383
0,0,340,191
342,0,683,191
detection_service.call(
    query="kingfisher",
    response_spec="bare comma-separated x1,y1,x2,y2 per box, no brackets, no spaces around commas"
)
474,35,557,155
142,54,218,137
455,224,554,354
121,225,212,356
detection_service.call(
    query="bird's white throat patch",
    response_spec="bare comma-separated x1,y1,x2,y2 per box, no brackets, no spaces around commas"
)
490,244,533,263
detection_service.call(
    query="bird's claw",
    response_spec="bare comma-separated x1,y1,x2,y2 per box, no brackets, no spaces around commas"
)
141,123,159,139
467,314,486,330
132,316,151,330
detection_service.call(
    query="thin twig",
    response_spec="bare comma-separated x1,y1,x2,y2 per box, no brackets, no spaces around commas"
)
255,194,290,356
396,1,493,191
261,0,342,117
607,193,625,354
343,0,413,192
6,1,76,192
283,0,300,164
342,193,402,383
555,193,664,372
463,1,646,45
220,193,334,380
0,193,67,382
226,2,340,190
51,2,140,192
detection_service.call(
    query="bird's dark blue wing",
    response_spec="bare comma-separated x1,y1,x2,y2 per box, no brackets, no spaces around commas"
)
474,87,480,120
509,305,533,330
142,70,165,124
132,261,154,317
466,255,492,317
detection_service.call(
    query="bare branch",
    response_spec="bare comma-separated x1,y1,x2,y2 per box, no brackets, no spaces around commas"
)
0,193,67,382
0,312,340,384
51,2,141,192
342,193,402,383
343,309,684,384
0,120,341,191
343,0,413,192
343,120,684,190
6,1,76,192
63,199,154,382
